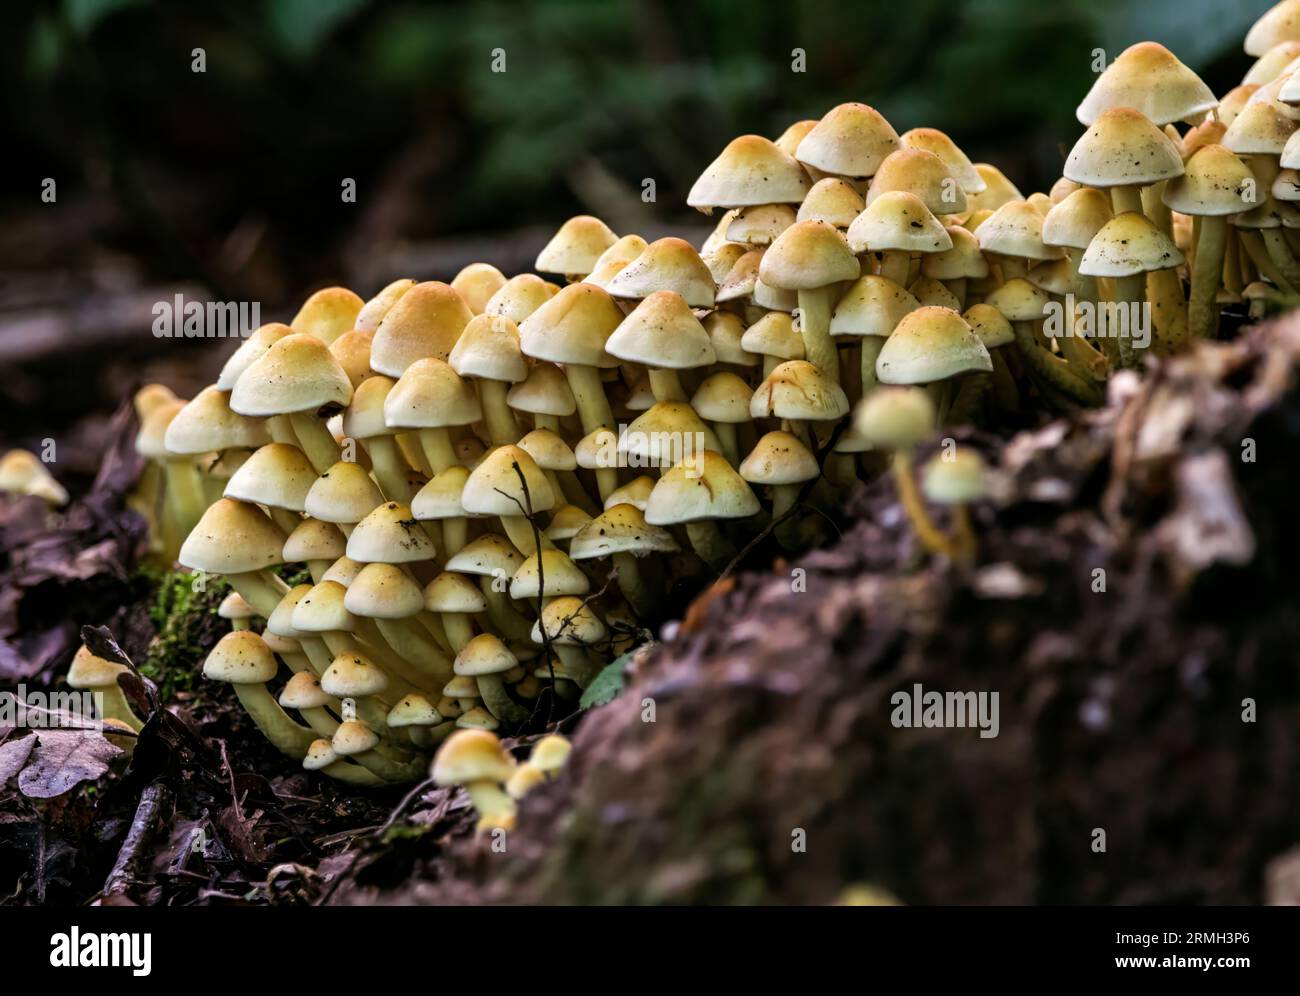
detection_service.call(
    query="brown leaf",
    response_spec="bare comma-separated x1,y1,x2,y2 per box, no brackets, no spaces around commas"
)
17,729,123,799
0,733,36,784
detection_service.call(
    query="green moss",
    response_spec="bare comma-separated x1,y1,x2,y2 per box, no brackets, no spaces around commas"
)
139,569,230,701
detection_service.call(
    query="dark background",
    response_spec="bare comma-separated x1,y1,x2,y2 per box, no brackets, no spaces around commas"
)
0,0,1268,452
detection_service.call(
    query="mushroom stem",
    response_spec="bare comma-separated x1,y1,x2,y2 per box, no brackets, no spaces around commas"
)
1110,185,1143,216
772,484,806,551
479,380,520,446
891,451,952,558
418,427,458,475
859,336,885,399
465,781,517,828
950,503,977,566
710,422,739,466
796,287,839,384
1263,229,1300,290
685,519,736,573
648,369,688,403
365,436,413,502
1189,217,1227,339
1108,277,1144,370
879,251,910,285
232,684,318,759
1013,321,1104,403
288,413,342,475
564,364,615,436
1237,231,1297,293
1062,252,1109,379
95,684,144,732
553,645,601,688
269,507,301,536
476,674,530,724
479,577,536,642
612,551,656,619
267,416,299,447
373,618,455,685
227,571,290,618
162,458,206,537
501,514,549,557
946,373,990,426
989,350,1020,410
442,612,476,653
441,517,469,556
320,761,388,786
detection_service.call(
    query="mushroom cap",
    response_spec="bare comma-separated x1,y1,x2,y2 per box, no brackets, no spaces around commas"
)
1162,145,1256,216
830,276,920,338
330,329,375,389
758,220,860,290
606,238,716,308
484,273,558,324
535,215,618,277
304,461,385,525
462,445,556,517
322,557,364,586
332,719,380,756
921,448,989,504
217,323,293,391
136,399,183,461
444,533,525,577
344,375,404,440
455,707,500,732
1042,187,1114,249
687,134,812,210
590,234,649,279
133,382,179,422
606,290,717,369
230,333,353,417
1282,128,1300,170
546,504,594,542
455,633,519,677
962,303,1015,349
67,645,127,689
345,562,424,619
875,306,992,385
966,164,1024,214
292,581,357,633
1275,167,1300,201
1027,259,1074,297
797,177,866,229
369,281,473,377
752,277,797,312
261,632,301,655
224,442,316,511
510,549,591,599
1245,42,1300,86
518,282,622,368
218,591,256,621
740,311,805,359
569,503,679,559
847,191,953,254
645,450,760,525
164,386,269,454
1063,108,1185,188
384,358,482,430
423,571,489,614
900,127,986,194
716,249,762,303
1247,1,1300,56
531,596,608,646
411,465,471,521
180,498,286,574
387,693,442,728
204,631,279,684
449,314,528,383
908,276,962,311
266,584,312,639
283,517,346,564
506,362,576,416
431,728,516,786
450,264,507,316
1076,42,1217,126
620,403,721,467
346,501,438,563
303,738,338,770
976,201,1063,261
750,361,850,421
1223,99,1298,155
867,147,968,215
1079,213,1184,277
796,102,901,179
290,287,363,345
0,450,67,505
279,671,332,710
983,278,1051,323
691,371,754,423
322,652,389,698
739,431,820,485
702,311,757,366
726,203,796,246
442,675,479,698
922,226,990,281
506,763,546,799
604,475,655,510
529,734,572,773
355,278,416,333
853,386,936,450
773,119,818,157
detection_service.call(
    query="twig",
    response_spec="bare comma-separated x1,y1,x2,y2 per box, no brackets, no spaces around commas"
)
101,781,170,898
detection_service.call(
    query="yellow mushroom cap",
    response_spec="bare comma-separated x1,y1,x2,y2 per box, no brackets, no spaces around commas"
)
1076,41,1217,126
484,274,558,325
204,631,279,684
1246,1,1300,57
290,286,363,345
739,431,820,486
369,281,473,377
921,449,989,504
900,127,985,194
384,358,482,430
304,460,385,525
283,517,346,563
568,503,679,559
449,314,528,383
423,571,489,614
867,147,968,215
645,451,760,525
454,633,518,677
461,445,556,517
355,278,416,333
279,671,332,710
687,134,811,211
67,645,128,689
1079,213,1184,278
431,728,516,786
758,220,860,290
1063,108,1185,188
230,333,353,417
179,498,286,574
444,534,524,577
846,191,952,255
451,264,507,316
853,386,937,450
345,562,424,619
530,596,609,646
388,693,442,728
217,324,292,391
225,442,316,511
1042,188,1114,249
606,238,716,309
332,719,380,756
750,361,850,421
322,652,389,698
164,386,270,455
517,282,623,368
1162,145,1256,216
510,549,591,599
535,215,618,277
346,502,438,563
606,290,716,370
795,102,900,179
411,465,471,521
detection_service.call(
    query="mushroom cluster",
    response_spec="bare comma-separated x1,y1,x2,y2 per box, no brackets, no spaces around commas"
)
111,6,1296,783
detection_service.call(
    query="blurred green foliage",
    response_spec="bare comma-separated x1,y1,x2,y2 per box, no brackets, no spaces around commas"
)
1,0,1264,292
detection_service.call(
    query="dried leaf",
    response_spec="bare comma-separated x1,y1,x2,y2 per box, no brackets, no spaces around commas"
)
0,733,36,783
17,729,123,799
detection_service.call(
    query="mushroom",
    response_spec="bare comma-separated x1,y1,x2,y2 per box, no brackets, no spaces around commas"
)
224,441,316,535
204,631,316,758
605,290,716,403
506,362,576,434
454,633,529,724
690,372,753,466
645,450,760,572
218,591,257,631
282,518,347,584
484,273,559,324
740,311,805,378
289,286,363,345
450,263,507,315
920,447,989,565
795,103,901,190
1042,187,1115,368
0,449,68,507
517,427,596,513
179,498,289,616
449,313,529,445
345,563,455,686
829,275,920,401
535,215,618,282
411,465,474,557
568,503,677,619
355,278,416,332
303,459,385,539
847,190,953,287
384,358,483,481
431,729,518,832
343,376,415,501
369,280,473,378
461,444,556,556
530,595,608,688
739,430,821,550
444,534,532,643
67,645,143,731
687,134,811,214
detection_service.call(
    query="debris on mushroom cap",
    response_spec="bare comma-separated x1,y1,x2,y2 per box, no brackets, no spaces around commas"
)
1079,213,1185,278
569,503,679,559
1063,108,1185,189
67,645,128,688
304,738,339,770
346,501,438,563
322,652,390,698
531,596,609,645
461,445,556,516
739,431,820,485
204,631,279,684
279,672,332,710
846,191,953,254
750,361,850,421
